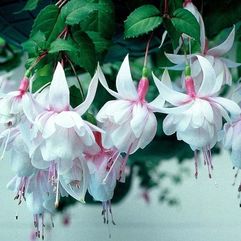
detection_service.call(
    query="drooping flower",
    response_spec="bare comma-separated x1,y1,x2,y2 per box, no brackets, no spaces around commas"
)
87,132,124,225
24,62,101,174
97,55,161,155
166,1,239,86
7,170,59,239
153,55,241,178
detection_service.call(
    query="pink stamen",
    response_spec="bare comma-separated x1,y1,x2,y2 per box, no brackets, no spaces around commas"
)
18,77,29,95
194,150,198,178
185,76,196,98
137,77,149,102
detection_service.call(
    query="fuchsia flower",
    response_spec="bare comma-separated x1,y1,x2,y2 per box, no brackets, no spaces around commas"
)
153,55,241,177
97,55,162,155
223,119,241,170
166,1,239,86
8,170,57,239
86,132,124,224
24,62,101,174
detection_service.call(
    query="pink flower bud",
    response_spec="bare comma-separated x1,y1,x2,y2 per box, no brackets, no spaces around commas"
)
137,77,149,101
185,76,196,98
18,77,29,95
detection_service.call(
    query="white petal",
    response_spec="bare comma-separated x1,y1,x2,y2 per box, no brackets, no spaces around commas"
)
152,72,188,106
159,30,168,48
75,68,99,116
161,68,172,87
111,122,134,153
207,26,235,56
22,93,44,123
60,159,89,202
148,95,165,112
221,57,241,68
209,71,224,95
211,97,241,117
97,64,121,99
54,111,77,128
200,100,214,123
196,55,216,96
154,102,194,114
41,113,57,139
116,55,138,100
31,147,50,170
49,62,69,111
138,112,157,149
223,124,233,148
199,16,206,54
163,115,176,135
130,103,148,138
165,53,186,65
231,151,241,169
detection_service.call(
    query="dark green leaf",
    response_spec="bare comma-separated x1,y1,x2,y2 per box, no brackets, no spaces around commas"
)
86,31,110,53
163,18,180,49
49,39,77,53
31,5,65,45
124,5,162,38
67,31,96,75
171,8,200,42
62,0,115,38
69,85,83,107
22,31,46,55
32,64,53,93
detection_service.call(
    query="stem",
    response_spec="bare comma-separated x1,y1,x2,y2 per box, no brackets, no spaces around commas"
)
26,51,48,77
143,33,153,68
164,0,168,14
65,54,84,101
180,36,188,65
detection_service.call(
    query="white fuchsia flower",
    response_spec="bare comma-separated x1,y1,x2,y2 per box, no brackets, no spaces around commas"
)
153,55,241,178
7,170,59,239
223,119,241,169
97,55,162,155
166,1,239,86
24,62,101,174
87,132,124,225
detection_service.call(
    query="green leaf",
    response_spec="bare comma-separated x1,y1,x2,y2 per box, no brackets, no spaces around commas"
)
67,31,96,75
62,0,115,38
171,8,200,42
124,5,162,38
21,0,41,11
32,64,53,93
22,31,46,56
31,5,65,45
86,31,110,53
49,39,77,53
69,85,83,108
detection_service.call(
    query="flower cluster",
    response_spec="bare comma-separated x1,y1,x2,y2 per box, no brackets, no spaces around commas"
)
1,57,163,238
